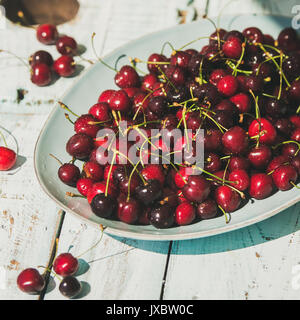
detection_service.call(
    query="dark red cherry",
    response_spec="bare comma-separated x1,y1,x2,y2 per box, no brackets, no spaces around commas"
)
265,98,287,118
31,63,52,86
118,198,140,224
58,163,80,186
272,164,298,191
29,50,53,67
182,175,210,203
89,102,110,122
76,177,93,196
136,179,162,205
141,73,158,92
248,118,277,145
170,51,191,69
209,28,227,47
210,170,229,187
282,53,300,81
59,276,82,298
186,113,202,132
291,128,300,142
274,118,294,137
228,156,250,172
87,181,118,203
242,27,264,43
165,65,186,86
91,193,116,218
204,152,221,173
17,268,45,294
290,115,300,129
282,143,299,158
193,83,220,106
209,69,228,86
56,36,78,56
148,96,168,115
53,253,78,277
248,145,272,169
217,75,238,97
230,93,251,113
204,129,222,151
98,89,116,104
83,161,103,181
74,114,99,138
109,90,131,112
141,165,165,187
267,155,290,174
36,24,58,45
149,204,174,229
221,126,248,154
53,55,76,77
278,27,299,51
147,53,168,74
166,86,189,103
249,173,273,199
263,34,274,45
224,30,244,42
188,53,210,77
175,202,195,225
197,198,218,219
291,154,300,174
119,174,141,196
214,185,241,212
289,80,300,102
115,65,140,88
222,37,242,59
228,169,250,191
66,133,94,160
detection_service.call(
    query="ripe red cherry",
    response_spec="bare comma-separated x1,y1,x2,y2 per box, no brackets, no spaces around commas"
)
291,155,300,174
87,181,118,204
249,173,273,199
109,90,131,112
74,114,99,138
182,175,210,203
149,204,174,229
58,163,80,186
114,65,140,88
197,198,218,219
98,89,116,104
170,51,191,69
204,152,221,173
31,63,52,86
36,24,58,45
215,185,241,212
76,177,93,196
117,198,140,224
289,80,300,102
221,126,248,154
272,164,298,191
282,143,299,158
175,202,196,225
0,146,17,171
209,69,228,86
290,115,300,128
243,27,264,43
204,129,222,151
222,37,242,59
147,53,168,74
165,65,186,86
66,133,94,160
83,161,103,181
230,93,251,113
89,102,110,122
291,128,300,142
53,253,79,277
29,50,53,67
56,36,78,56
53,56,76,77
141,164,165,187
248,145,272,169
248,118,277,145
228,156,250,172
267,155,290,174
229,169,250,191
141,73,158,91
217,75,238,97
17,268,45,294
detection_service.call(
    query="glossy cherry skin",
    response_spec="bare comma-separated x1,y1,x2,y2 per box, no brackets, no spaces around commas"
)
170,51,191,69
175,202,196,225
115,65,140,88
248,118,277,145
0,147,17,171
17,268,45,294
136,179,162,206
89,102,110,122
209,69,228,86
109,90,131,112
266,155,290,174
249,173,273,200
243,27,264,43
98,89,116,104
148,96,168,115
228,156,250,172
282,143,299,158
141,73,158,92
193,83,220,106
291,128,300,142
209,28,227,47
59,276,82,298
141,165,165,187
53,253,79,277
29,50,53,67
248,145,272,169
272,164,298,191
36,24,58,45
289,80,300,102
214,185,241,212
56,36,78,56
230,93,251,113
147,53,168,74
83,161,103,181
58,163,80,187
229,169,250,191
221,126,248,154
149,204,174,229
66,133,94,160
278,27,299,51
197,198,218,219
165,65,186,86
91,193,116,218
182,175,210,203
31,63,52,86
204,129,222,152
74,114,99,138
119,174,141,196
87,181,118,203
291,155,300,174
265,98,287,119
117,198,140,224
76,177,93,196
53,56,76,77
217,75,238,97
204,153,221,173
222,37,242,59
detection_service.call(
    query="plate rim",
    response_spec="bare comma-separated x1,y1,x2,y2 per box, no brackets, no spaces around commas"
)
34,13,300,241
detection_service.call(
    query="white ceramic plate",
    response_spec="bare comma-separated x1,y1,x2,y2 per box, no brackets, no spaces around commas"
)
34,14,300,241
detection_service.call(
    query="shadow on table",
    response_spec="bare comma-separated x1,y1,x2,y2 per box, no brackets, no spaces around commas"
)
111,203,300,255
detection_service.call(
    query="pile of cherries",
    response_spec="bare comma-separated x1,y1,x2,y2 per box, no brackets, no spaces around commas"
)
56,25,300,229
30,23,78,86
17,252,82,298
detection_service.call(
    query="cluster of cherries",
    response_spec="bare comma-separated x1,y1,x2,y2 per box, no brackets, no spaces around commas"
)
30,23,78,86
55,25,300,229
17,251,82,298
0,131,17,171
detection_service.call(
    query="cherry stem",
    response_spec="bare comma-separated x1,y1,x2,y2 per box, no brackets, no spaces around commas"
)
161,41,175,55
58,102,79,118
0,130,8,148
37,265,62,282
105,152,116,197
65,192,85,198
0,49,29,69
65,113,75,124
127,161,141,202
290,181,300,189
272,140,300,156
49,153,63,166
218,205,231,224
